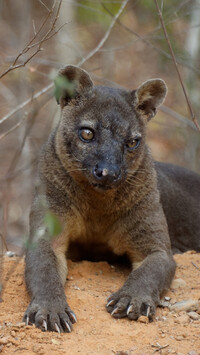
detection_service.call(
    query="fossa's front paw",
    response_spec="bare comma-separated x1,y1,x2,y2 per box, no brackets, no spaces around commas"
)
106,288,158,321
23,298,77,333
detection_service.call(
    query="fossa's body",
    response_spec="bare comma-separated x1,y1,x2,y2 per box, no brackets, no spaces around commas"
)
24,66,200,332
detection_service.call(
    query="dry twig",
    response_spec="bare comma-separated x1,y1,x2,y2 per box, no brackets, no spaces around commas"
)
0,83,53,126
0,84,53,141
1,95,43,252
160,105,197,130
0,0,129,134
78,0,129,66
0,0,65,80
151,343,169,353
92,72,197,131
191,261,200,271
101,3,200,75
154,0,200,132
0,233,8,252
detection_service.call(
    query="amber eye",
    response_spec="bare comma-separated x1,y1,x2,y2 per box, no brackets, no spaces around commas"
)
79,128,94,142
126,138,140,150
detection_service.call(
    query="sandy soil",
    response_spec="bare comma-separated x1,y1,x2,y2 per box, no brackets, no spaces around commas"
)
0,251,200,355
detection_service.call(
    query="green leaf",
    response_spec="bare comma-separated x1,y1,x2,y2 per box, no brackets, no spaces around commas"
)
54,76,76,102
44,211,62,237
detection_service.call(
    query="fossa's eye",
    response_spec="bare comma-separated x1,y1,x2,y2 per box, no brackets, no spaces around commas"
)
79,128,94,142
126,138,141,151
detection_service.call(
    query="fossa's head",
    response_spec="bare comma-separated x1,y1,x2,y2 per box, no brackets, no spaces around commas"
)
55,65,167,192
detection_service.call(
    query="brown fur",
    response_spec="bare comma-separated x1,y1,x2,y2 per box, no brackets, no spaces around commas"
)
24,65,199,333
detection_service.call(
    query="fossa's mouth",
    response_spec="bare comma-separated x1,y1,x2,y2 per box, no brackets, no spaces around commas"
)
91,183,112,191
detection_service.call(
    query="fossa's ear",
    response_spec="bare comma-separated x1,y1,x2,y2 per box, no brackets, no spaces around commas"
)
134,79,167,121
54,65,93,108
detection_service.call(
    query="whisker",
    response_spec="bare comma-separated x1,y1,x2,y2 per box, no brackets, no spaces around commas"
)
126,175,144,185
67,168,87,173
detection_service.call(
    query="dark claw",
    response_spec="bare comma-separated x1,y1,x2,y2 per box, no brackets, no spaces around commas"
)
69,311,77,324
111,307,119,316
54,323,61,334
127,304,134,315
64,321,71,332
146,305,150,317
106,299,115,307
42,320,47,331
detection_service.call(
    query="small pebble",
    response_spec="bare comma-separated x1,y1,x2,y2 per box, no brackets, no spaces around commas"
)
19,331,26,339
32,344,43,353
159,300,170,308
192,323,199,328
17,280,23,286
0,338,8,345
193,320,199,324
137,316,149,324
188,351,197,355
188,311,199,320
175,335,184,341
169,300,200,312
171,278,186,289
10,338,20,346
5,251,15,257
14,322,26,328
165,296,171,301
162,310,168,316
174,314,190,324
5,322,12,327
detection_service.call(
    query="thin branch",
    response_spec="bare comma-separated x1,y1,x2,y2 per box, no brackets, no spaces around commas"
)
0,85,53,140
37,0,51,12
0,233,8,252
32,19,37,36
0,159,37,184
92,72,198,131
0,120,25,141
102,3,200,75
0,0,128,127
5,103,39,178
154,0,200,132
160,105,197,131
152,343,169,353
0,83,53,125
78,0,129,66
9,0,55,67
0,0,63,80
1,92,48,245
0,56,62,68
191,261,200,271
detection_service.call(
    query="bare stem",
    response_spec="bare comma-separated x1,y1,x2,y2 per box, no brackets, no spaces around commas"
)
0,0,63,80
78,0,129,66
154,0,200,132
0,83,53,125
0,0,128,128
0,233,8,251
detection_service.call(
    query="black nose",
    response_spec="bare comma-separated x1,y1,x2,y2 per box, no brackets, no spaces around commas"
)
92,163,121,184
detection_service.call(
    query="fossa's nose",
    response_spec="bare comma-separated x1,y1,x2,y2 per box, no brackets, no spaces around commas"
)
92,163,121,184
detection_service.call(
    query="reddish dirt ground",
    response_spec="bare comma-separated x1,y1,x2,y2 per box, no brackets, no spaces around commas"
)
0,251,200,355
